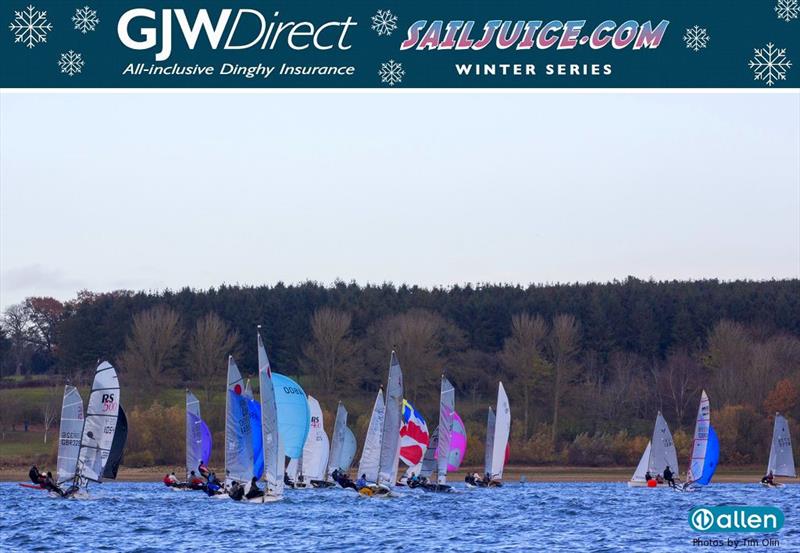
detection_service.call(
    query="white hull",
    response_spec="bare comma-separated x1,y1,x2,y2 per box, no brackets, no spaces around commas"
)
627,480,675,488
243,494,284,503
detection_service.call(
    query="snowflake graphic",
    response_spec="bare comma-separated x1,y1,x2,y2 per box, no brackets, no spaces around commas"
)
371,9,398,36
683,25,709,52
58,50,84,77
775,0,799,22
72,6,99,33
748,43,792,86
8,4,52,48
379,59,404,86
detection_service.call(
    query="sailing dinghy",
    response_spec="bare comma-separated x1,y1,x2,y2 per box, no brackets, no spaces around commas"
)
356,351,404,498
247,328,284,503
58,361,121,498
183,390,212,491
287,395,328,489
762,413,796,487
22,385,87,491
224,356,254,495
477,381,510,487
398,399,429,485
628,411,679,488
422,376,457,493
681,390,719,492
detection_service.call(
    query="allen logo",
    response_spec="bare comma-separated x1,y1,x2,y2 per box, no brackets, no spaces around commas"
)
689,507,784,533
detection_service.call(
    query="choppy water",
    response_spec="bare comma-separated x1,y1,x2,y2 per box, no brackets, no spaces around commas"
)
1,482,798,552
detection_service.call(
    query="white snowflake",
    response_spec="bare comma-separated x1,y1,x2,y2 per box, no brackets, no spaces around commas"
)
379,59,404,86
72,6,99,33
58,50,84,77
775,0,799,22
748,43,792,86
683,25,709,52
8,4,52,49
371,9,398,36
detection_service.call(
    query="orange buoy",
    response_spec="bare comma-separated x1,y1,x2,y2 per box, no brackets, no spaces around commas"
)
647,479,657,488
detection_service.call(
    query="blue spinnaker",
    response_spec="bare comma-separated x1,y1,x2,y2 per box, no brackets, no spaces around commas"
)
200,419,211,463
697,425,719,486
272,373,310,459
247,398,264,479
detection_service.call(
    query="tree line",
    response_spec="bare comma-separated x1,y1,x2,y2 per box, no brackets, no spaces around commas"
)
2,278,799,467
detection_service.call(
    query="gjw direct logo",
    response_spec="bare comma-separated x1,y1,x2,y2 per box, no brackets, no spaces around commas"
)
689,506,784,533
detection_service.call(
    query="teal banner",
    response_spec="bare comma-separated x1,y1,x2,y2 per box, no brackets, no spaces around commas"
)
1,0,798,87
689,506,785,533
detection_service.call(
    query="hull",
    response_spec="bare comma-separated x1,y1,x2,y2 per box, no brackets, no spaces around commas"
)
357,484,397,498
19,483,45,490
761,482,785,488
244,494,283,503
627,480,675,488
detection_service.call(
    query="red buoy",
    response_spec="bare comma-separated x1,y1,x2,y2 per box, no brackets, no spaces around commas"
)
647,479,657,488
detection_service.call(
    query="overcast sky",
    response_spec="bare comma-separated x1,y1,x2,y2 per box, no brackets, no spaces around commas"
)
1,92,798,309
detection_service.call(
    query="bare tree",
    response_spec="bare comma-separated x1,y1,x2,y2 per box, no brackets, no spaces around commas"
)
41,386,60,444
657,349,701,425
549,313,581,443
118,306,184,389
2,303,33,377
706,320,752,406
186,312,240,400
299,307,358,392
366,309,464,402
499,313,549,440
24,297,64,354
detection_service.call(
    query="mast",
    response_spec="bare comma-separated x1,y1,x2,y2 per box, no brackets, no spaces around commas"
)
258,327,283,497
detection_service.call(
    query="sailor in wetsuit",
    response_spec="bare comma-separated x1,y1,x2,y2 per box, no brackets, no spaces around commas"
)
29,465,45,485
42,472,66,497
245,477,265,500
228,481,245,501
663,466,676,488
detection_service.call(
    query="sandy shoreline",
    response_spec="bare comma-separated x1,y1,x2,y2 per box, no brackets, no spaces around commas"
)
1,465,787,484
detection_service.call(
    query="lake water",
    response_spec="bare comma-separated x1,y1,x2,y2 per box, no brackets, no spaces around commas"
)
1,482,797,552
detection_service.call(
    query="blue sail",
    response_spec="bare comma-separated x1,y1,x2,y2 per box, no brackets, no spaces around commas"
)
697,425,719,486
200,419,212,466
272,373,310,459
247,398,264,479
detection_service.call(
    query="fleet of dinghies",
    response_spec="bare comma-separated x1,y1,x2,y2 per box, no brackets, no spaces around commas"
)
23,329,798,501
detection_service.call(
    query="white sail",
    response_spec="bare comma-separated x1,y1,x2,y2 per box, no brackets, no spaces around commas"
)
76,361,120,483
378,351,404,485
358,388,385,483
490,382,511,480
56,386,84,484
258,329,283,497
300,395,329,481
420,427,438,479
768,413,796,478
631,441,652,482
484,407,495,477
185,390,203,478
226,356,254,485
437,376,455,485
286,457,300,482
243,379,253,400
686,390,710,484
649,411,679,477
326,402,348,480
341,426,357,471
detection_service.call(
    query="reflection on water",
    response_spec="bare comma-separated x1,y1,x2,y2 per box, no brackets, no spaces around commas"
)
1,482,798,552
